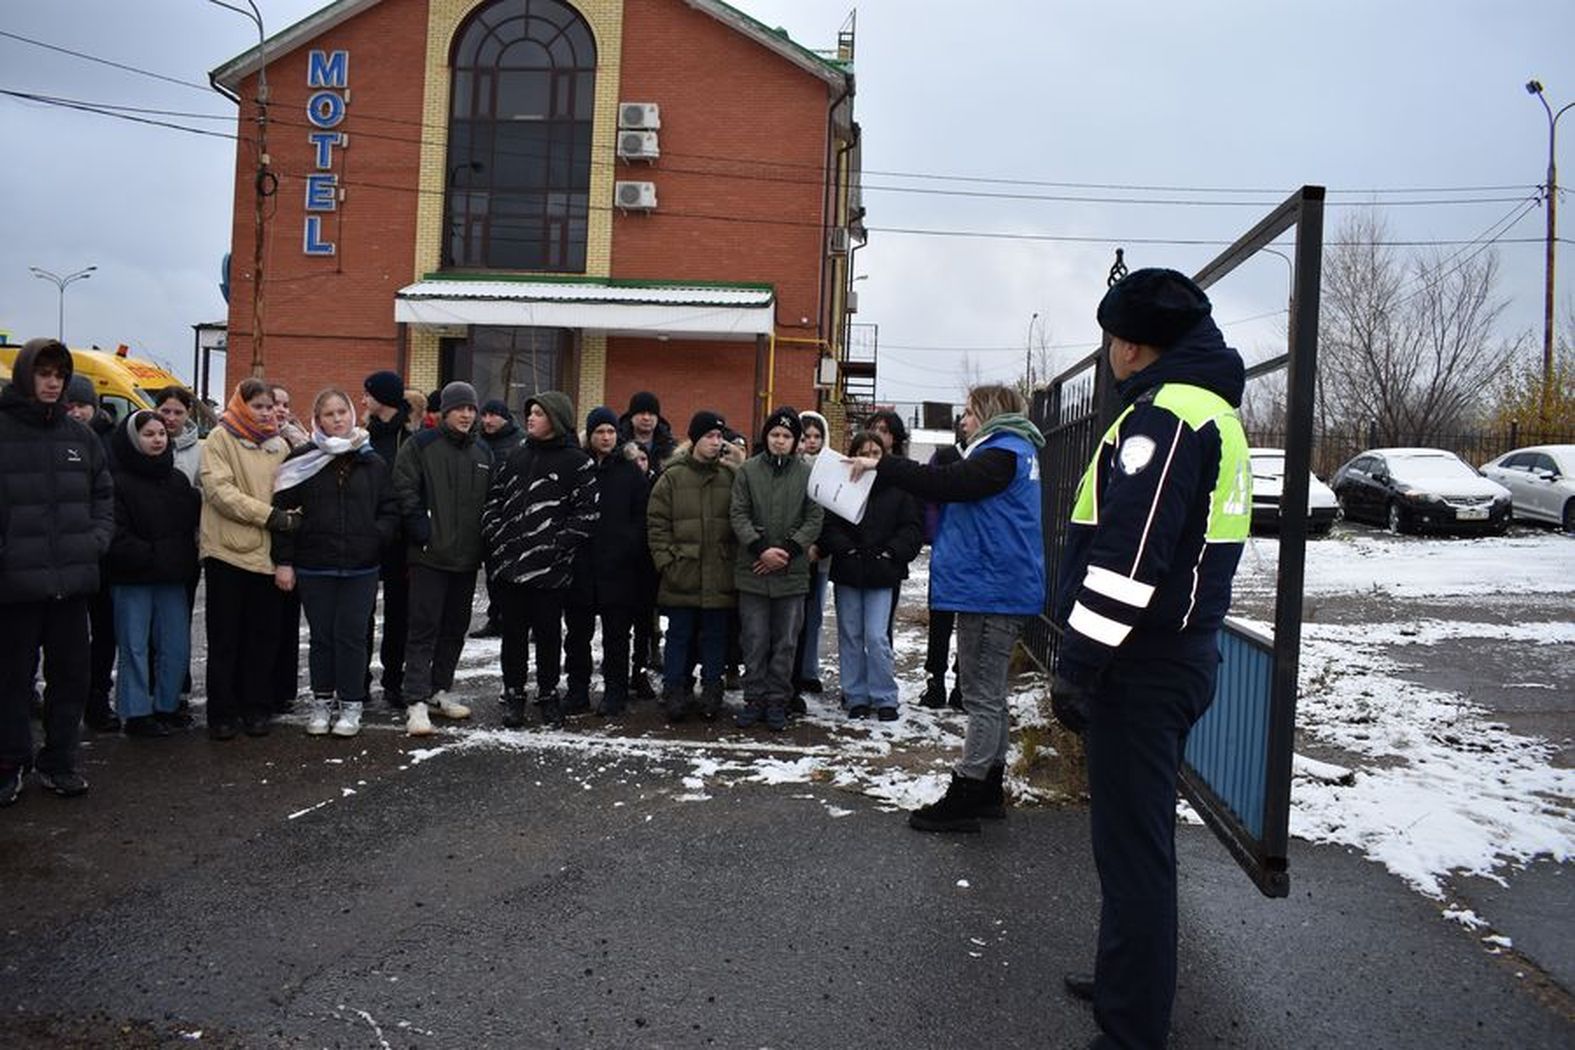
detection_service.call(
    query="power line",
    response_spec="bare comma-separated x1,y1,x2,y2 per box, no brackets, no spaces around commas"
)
0,29,212,92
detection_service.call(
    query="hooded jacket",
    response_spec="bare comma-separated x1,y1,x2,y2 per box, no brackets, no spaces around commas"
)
481,417,524,459
730,450,823,597
481,391,598,589
392,417,493,572
0,339,115,602
1052,317,1250,687
819,477,924,591
647,446,737,608
569,449,650,607
617,409,677,471
108,416,201,586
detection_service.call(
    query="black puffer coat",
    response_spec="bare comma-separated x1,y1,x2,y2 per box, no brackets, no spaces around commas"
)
0,340,114,602
819,479,925,591
568,452,650,607
271,446,399,571
482,392,598,590
107,418,201,586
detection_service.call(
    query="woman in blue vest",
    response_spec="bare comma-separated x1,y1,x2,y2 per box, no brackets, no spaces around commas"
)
849,383,1044,832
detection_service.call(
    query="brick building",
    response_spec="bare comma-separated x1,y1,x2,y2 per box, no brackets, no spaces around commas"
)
210,0,865,440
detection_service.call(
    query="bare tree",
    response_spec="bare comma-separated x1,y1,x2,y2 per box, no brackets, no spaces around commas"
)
1318,211,1522,445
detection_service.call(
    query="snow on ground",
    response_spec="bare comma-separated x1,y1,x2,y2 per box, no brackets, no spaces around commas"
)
1236,529,1575,899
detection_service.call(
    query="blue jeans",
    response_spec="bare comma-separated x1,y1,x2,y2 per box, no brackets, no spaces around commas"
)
834,584,898,710
797,563,829,682
661,606,729,690
112,583,191,718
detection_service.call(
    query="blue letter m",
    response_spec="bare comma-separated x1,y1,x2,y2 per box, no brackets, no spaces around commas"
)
307,50,349,89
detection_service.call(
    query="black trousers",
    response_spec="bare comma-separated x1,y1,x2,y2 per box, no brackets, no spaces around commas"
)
0,597,89,776
203,559,283,726
272,587,302,706
496,583,564,694
565,600,633,699
404,565,476,702
365,562,409,699
1085,650,1217,1050
298,573,380,702
87,582,116,715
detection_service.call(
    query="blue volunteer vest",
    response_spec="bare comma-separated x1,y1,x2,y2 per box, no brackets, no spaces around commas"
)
930,431,1045,614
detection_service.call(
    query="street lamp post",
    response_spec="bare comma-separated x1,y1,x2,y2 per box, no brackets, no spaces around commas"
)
1527,79,1573,399
28,265,96,342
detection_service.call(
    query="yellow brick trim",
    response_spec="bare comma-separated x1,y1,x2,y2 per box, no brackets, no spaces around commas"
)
416,0,622,281
576,331,607,418
408,328,441,392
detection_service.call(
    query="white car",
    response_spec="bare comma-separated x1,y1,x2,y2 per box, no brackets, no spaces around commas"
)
1479,444,1575,531
1249,448,1341,535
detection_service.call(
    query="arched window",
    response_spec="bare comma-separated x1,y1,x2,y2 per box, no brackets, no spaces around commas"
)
445,0,595,272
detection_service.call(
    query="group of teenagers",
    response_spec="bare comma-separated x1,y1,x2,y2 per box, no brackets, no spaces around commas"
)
3,268,1253,1048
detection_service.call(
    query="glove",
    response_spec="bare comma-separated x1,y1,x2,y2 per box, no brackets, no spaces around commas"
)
267,507,303,533
1050,675,1092,734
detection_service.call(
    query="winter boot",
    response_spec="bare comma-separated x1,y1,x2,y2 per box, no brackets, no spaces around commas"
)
306,693,333,736
735,701,764,728
537,690,565,728
907,774,987,833
600,688,629,719
662,687,691,723
787,692,807,716
632,670,657,701
562,684,592,717
979,762,1008,820
331,701,363,738
919,677,947,709
948,684,963,711
405,701,434,737
430,691,472,720
763,703,788,732
698,680,725,721
502,688,529,729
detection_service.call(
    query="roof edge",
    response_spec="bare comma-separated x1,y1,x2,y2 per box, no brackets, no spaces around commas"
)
418,272,776,293
210,0,380,91
683,0,850,87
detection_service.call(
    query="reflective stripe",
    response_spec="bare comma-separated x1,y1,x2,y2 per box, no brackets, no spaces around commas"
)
1069,601,1132,647
1084,565,1155,609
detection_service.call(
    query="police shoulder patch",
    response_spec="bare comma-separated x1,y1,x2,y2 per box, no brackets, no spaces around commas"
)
1118,435,1157,475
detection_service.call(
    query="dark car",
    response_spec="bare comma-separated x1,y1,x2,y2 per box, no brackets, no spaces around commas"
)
1330,447,1511,535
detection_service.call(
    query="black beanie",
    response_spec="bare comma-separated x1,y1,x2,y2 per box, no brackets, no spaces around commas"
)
585,405,619,434
480,398,512,421
760,405,802,448
687,409,727,444
363,370,404,409
628,390,661,417
1096,268,1212,349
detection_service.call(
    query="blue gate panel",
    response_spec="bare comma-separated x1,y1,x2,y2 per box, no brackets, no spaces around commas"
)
1183,624,1272,840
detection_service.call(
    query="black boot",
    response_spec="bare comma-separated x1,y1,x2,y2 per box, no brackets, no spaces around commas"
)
947,684,964,710
908,773,986,833
502,688,529,729
698,680,724,721
632,670,657,701
600,688,629,718
537,690,564,728
919,677,947,709
663,687,691,723
980,763,1008,820
1063,973,1096,1003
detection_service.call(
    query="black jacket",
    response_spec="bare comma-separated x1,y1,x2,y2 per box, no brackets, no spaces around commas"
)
819,480,924,590
617,411,677,471
271,447,400,572
481,419,524,458
365,405,412,569
482,395,598,590
0,342,115,602
569,452,650,607
107,419,201,586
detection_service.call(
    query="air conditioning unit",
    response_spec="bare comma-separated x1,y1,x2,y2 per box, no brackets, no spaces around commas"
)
619,102,661,129
617,130,660,161
846,290,859,313
827,227,851,255
615,180,658,211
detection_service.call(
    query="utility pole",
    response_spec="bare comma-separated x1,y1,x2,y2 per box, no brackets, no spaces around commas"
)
1527,79,1572,407
1025,311,1039,393
212,1,270,377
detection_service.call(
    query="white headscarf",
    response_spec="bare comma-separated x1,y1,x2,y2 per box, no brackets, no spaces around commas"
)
272,401,371,492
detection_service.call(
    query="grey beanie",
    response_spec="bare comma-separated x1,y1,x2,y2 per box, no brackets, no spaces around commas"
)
65,374,98,407
438,381,479,415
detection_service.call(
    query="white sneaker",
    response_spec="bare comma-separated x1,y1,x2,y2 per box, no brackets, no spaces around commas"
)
431,691,471,720
332,701,363,738
306,695,332,736
406,701,434,736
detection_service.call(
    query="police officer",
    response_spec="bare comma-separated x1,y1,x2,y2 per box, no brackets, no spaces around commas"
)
1051,269,1251,1049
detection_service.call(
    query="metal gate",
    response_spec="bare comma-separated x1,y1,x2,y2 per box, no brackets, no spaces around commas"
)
1023,186,1325,898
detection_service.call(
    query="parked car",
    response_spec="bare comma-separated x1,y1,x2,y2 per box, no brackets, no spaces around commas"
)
1479,444,1575,531
1330,447,1511,535
1249,448,1340,535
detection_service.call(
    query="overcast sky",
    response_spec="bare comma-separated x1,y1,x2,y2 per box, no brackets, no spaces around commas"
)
2,0,1571,404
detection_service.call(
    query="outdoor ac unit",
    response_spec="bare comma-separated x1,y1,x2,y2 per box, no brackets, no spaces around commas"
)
617,130,660,161
619,102,661,129
846,290,859,313
827,227,851,255
615,180,658,211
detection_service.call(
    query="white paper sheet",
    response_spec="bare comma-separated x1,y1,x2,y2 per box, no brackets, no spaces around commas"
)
806,452,875,524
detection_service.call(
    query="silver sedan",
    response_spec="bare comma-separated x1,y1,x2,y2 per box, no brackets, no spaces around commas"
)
1480,444,1575,531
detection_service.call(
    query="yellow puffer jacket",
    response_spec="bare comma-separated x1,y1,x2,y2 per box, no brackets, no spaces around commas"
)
199,425,288,575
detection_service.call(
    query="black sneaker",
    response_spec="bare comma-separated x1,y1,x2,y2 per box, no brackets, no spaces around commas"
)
156,709,195,731
242,713,272,738
632,671,657,701
208,719,239,741
662,688,690,724
796,677,824,695
502,688,529,729
876,706,899,722
83,708,122,733
537,691,564,728
123,715,173,739
787,693,807,716
847,704,872,720
947,685,963,711
0,765,22,807
36,769,90,798
698,681,724,721
919,677,947,709
561,686,592,717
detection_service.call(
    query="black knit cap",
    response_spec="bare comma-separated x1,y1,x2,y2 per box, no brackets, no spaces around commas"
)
480,399,512,420
687,409,727,444
363,370,404,409
760,405,802,448
628,390,661,416
1097,268,1212,350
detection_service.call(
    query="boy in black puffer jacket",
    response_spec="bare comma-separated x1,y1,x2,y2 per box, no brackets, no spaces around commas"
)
482,391,599,727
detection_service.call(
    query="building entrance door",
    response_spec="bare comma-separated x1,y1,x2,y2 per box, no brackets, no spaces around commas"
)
441,326,571,410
